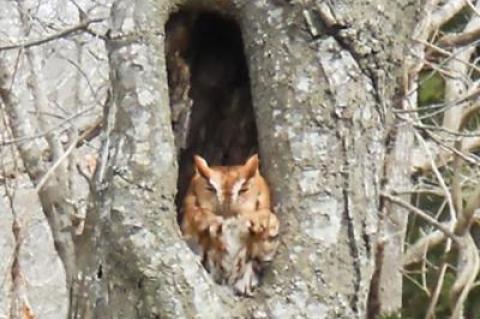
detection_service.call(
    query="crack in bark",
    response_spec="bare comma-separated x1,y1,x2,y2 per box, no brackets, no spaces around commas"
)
315,7,387,124
366,123,395,318
332,34,386,124
112,167,154,192
338,125,362,316
9,218,22,318
366,240,385,319
362,221,371,259
326,30,373,80
8,203,34,319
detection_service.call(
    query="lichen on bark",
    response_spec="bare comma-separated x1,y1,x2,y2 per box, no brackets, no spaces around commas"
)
90,0,418,317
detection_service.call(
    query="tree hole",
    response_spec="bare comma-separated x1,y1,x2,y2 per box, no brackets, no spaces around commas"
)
96,264,103,279
165,10,258,219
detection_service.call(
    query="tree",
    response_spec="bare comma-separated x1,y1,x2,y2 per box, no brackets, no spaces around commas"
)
1,0,479,318
94,0,419,317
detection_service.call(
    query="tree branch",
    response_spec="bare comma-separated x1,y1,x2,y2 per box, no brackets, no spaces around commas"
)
403,230,446,266
0,17,106,51
381,192,459,242
438,27,480,47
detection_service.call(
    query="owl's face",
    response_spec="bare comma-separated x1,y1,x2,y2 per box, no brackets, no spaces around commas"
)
192,155,259,216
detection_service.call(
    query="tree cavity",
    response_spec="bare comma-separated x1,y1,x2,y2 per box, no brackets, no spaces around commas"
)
164,10,258,215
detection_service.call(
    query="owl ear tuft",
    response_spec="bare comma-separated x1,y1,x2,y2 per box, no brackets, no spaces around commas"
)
194,155,212,179
243,154,259,180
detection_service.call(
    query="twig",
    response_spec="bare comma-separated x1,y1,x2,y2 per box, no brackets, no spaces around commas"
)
381,192,459,242
0,17,106,51
75,116,102,147
395,86,480,114
459,101,480,131
0,106,95,146
429,132,479,163
431,0,468,28
438,29,480,47
451,138,464,233
61,55,102,104
450,235,480,317
421,240,429,297
413,123,480,138
401,269,432,296
393,188,445,197
415,131,458,226
415,38,480,74
466,0,480,17
403,230,447,266
417,129,479,169
34,125,96,193
456,183,480,235
425,261,449,319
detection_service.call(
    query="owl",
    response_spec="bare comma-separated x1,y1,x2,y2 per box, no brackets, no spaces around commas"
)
181,154,279,295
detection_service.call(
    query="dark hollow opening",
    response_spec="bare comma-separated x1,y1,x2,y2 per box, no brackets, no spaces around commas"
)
165,10,258,219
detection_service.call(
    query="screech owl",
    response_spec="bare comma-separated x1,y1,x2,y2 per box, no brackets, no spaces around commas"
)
181,154,279,295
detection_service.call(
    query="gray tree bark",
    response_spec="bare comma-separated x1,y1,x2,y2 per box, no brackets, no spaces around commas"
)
74,0,418,318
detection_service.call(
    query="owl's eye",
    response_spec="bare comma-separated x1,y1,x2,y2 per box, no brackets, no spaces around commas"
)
206,185,217,193
238,187,248,194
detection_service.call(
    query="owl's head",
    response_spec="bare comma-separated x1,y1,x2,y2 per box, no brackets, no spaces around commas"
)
192,154,260,216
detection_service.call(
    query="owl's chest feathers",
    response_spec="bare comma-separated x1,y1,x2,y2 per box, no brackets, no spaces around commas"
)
219,217,249,253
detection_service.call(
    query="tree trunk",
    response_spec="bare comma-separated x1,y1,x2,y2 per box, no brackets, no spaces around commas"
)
77,0,418,317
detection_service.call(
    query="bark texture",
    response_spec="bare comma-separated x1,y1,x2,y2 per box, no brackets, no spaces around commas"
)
81,0,418,318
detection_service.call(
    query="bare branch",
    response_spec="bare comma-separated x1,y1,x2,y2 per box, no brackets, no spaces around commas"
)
425,262,449,319
393,188,445,197
381,192,459,242
416,38,480,74
438,29,480,47
403,230,447,266
430,0,467,28
0,60,46,180
450,235,480,317
451,140,464,227
0,106,95,146
415,131,458,224
466,0,480,16
0,17,106,51
35,123,100,193
456,183,480,235
403,1,480,316
413,123,480,138
459,101,480,131
411,128,480,172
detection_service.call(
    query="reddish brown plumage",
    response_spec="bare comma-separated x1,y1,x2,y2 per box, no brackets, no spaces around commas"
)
180,154,279,295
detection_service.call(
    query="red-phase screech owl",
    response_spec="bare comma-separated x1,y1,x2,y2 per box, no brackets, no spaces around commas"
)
181,154,279,295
